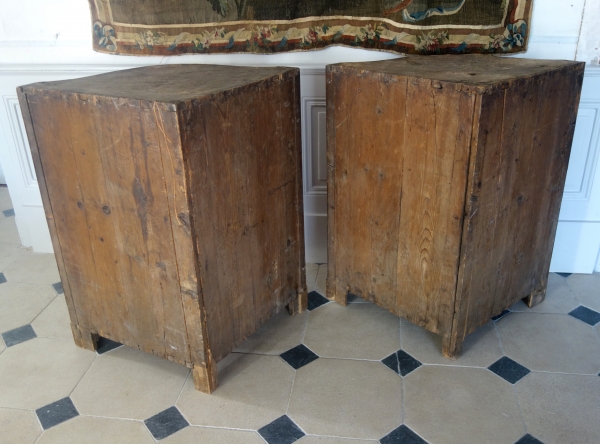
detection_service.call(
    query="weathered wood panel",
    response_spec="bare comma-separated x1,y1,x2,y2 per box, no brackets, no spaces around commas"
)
180,70,306,363
452,65,585,352
19,64,306,393
327,55,585,357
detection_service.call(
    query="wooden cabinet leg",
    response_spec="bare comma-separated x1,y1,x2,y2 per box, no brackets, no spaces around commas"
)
327,280,348,306
442,333,463,360
286,288,308,315
70,324,98,351
523,287,546,308
192,361,218,394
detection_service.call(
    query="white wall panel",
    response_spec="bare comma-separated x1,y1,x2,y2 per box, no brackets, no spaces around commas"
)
1,0,600,270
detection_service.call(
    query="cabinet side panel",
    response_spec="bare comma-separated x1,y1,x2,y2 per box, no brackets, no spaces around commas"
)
26,90,192,364
458,64,585,336
182,72,303,362
90,96,190,362
396,78,474,334
17,89,80,332
155,106,207,367
327,70,408,311
25,92,109,339
327,69,473,335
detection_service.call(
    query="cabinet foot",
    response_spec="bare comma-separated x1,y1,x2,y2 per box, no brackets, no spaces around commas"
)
286,288,308,315
442,334,463,360
327,281,348,306
71,324,98,351
193,361,218,394
523,287,546,308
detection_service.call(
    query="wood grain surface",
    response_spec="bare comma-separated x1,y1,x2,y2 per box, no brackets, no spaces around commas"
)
327,55,585,357
19,64,307,392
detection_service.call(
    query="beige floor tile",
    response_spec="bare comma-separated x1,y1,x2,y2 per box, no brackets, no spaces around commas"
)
162,426,265,443
510,273,581,314
0,337,5,354
3,252,60,285
516,372,600,444
0,282,56,333
0,338,95,409
401,319,503,368
71,346,188,420
36,416,154,444
31,295,72,339
315,264,327,296
177,353,294,430
496,313,600,374
287,359,402,440
307,267,318,293
0,242,28,272
0,217,21,245
0,188,13,212
299,436,377,443
304,302,400,360
234,310,308,355
567,273,600,312
0,407,42,444
404,366,524,444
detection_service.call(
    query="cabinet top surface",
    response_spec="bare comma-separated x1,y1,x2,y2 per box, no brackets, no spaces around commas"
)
20,64,297,103
330,55,584,87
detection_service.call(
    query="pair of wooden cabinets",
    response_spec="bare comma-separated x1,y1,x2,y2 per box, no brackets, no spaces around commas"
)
19,56,584,393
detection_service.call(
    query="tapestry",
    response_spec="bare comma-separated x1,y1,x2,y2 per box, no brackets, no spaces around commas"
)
89,0,532,56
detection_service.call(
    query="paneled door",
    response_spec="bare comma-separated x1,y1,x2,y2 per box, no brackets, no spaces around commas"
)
550,71,600,273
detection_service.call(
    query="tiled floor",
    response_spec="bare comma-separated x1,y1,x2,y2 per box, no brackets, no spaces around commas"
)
1,186,600,444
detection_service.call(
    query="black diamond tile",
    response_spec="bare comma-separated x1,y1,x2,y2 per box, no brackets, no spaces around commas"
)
144,406,189,440
2,208,15,217
382,350,422,377
488,357,530,384
2,324,37,347
556,272,572,278
36,397,79,430
280,344,319,370
96,336,123,354
0,272,6,284
258,415,305,444
52,281,64,294
397,350,422,377
307,291,329,311
492,309,510,321
568,305,600,326
382,351,400,374
514,434,544,444
381,424,428,444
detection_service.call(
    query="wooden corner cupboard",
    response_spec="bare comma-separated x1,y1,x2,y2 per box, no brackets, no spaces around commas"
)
326,55,585,358
18,64,307,393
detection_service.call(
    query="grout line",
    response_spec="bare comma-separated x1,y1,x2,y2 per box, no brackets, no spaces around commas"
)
26,292,59,329
68,352,98,398
493,319,506,356
527,369,600,377
185,424,260,433
304,433,380,442
300,308,310,345
78,413,145,422
285,369,297,415
512,382,528,435
399,318,406,428
175,370,191,405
